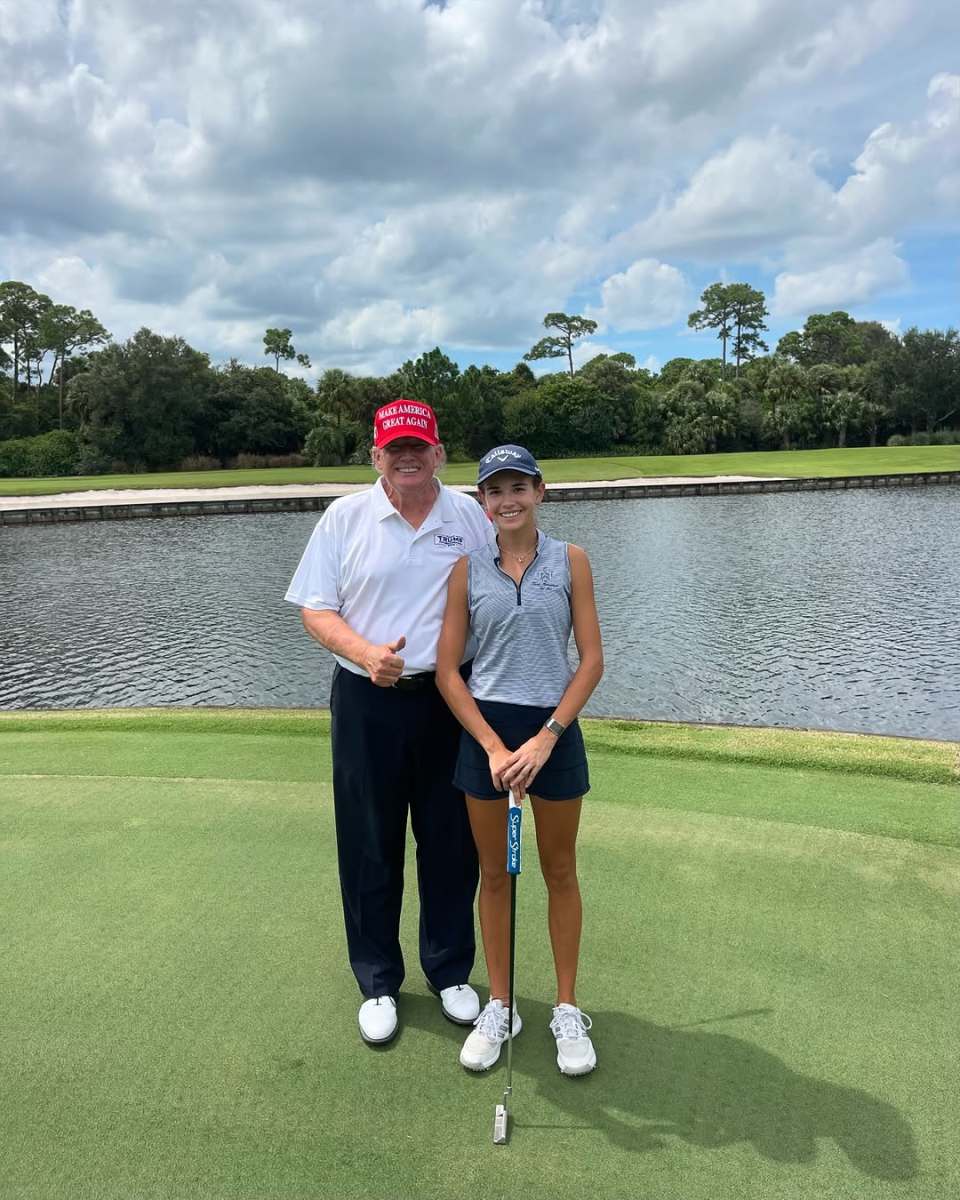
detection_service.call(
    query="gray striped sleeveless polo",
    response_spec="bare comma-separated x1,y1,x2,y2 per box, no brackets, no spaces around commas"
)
466,530,573,706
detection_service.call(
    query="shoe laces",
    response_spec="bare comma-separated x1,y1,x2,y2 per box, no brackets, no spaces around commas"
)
474,999,510,1042
550,1005,592,1041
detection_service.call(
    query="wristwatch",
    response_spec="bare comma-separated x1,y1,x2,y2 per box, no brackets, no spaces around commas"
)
544,717,566,738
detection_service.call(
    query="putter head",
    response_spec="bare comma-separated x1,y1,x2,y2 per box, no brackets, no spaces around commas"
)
493,1103,508,1145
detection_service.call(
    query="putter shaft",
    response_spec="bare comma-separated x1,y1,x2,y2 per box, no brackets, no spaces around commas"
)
493,790,522,1146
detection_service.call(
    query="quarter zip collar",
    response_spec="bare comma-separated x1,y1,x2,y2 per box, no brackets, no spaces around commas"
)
492,527,544,564
493,529,544,605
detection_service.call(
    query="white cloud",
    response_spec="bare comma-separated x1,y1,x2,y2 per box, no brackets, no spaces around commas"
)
0,0,61,43
620,68,959,264
834,71,960,237
622,131,835,260
587,259,691,331
34,254,111,314
754,0,910,85
0,1,957,372
600,0,911,118
572,340,618,363
764,71,960,312
321,301,449,354
772,238,909,315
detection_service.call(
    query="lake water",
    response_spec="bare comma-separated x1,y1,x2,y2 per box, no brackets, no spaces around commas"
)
2,487,958,740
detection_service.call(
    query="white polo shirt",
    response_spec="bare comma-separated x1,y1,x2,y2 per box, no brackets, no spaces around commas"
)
285,478,491,675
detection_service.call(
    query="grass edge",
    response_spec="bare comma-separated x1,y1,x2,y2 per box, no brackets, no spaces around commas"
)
1,707,956,788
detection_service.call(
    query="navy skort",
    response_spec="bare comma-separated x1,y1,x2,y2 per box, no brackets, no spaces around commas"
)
453,699,590,801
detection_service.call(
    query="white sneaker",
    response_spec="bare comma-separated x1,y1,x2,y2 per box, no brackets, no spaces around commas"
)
439,983,480,1025
358,996,398,1045
550,1004,596,1076
459,998,522,1072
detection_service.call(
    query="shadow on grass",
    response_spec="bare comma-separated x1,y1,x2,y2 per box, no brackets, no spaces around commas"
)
405,995,917,1181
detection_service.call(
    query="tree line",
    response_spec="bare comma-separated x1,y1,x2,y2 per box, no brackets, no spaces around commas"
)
1,278,958,478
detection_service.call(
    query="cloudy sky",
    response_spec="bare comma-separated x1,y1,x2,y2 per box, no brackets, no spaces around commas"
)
2,0,957,378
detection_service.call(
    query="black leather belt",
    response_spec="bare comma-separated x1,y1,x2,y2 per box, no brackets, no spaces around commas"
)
393,671,436,693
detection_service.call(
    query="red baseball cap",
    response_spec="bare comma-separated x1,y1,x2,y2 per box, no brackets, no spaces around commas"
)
374,399,440,448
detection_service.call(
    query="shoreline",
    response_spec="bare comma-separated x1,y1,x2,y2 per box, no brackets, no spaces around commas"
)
0,474,779,510
1,702,956,747
2,469,958,524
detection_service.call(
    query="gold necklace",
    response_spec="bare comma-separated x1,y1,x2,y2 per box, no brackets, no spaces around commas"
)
501,541,537,565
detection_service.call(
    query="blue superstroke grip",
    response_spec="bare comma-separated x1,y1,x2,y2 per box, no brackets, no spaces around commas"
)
507,801,522,876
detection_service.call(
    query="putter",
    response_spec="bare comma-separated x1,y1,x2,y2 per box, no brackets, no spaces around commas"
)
493,787,522,1145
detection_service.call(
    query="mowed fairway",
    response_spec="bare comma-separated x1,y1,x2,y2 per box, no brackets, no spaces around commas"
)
1,710,957,1200
1,444,958,496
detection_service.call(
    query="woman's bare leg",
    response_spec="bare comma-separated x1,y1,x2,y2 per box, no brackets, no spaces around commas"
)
466,794,510,1001
530,795,582,1006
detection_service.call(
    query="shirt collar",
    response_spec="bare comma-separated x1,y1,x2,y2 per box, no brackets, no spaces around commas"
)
373,476,446,525
420,482,455,534
372,477,396,521
436,483,461,524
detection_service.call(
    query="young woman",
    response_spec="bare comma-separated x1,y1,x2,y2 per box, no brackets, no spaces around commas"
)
436,444,604,1076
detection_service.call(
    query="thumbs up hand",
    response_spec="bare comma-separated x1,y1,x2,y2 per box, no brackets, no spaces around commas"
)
365,635,406,687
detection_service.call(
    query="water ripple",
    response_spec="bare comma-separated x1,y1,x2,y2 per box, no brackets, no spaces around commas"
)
2,489,959,740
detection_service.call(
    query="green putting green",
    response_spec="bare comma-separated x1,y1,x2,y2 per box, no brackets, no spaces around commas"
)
1,710,957,1199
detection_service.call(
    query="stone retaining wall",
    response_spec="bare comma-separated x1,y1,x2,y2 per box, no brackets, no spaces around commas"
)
2,470,958,525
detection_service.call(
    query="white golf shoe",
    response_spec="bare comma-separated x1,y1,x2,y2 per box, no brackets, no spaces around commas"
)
439,983,481,1025
358,996,398,1045
459,998,522,1071
550,1004,596,1076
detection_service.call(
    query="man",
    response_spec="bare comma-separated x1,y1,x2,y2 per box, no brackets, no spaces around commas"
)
285,399,490,1044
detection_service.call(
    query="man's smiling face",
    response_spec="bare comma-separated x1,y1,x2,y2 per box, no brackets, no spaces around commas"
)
375,437,441,494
